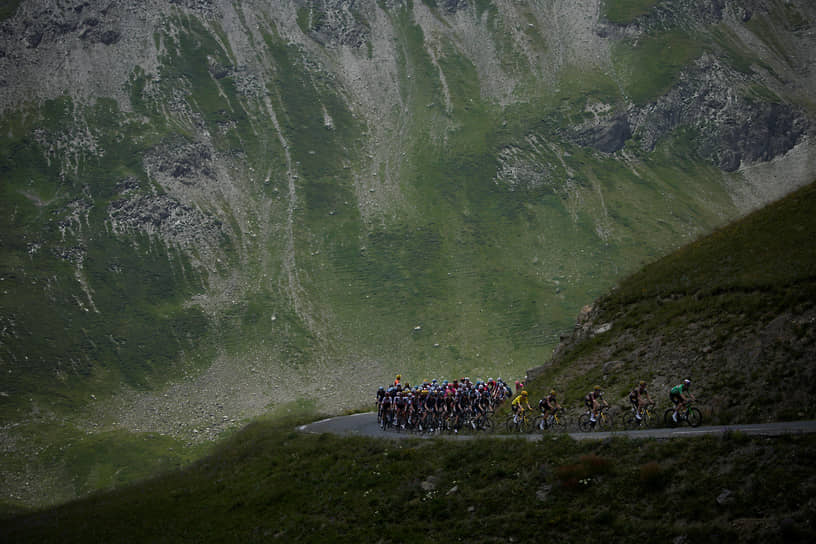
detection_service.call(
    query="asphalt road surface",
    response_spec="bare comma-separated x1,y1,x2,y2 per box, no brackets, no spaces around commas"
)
298,412,816,441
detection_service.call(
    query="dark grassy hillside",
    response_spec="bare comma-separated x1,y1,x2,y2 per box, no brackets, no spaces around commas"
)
527,180,816,423
2,418,814,542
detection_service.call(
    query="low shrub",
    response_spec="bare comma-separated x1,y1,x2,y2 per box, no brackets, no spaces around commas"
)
638,461,667,491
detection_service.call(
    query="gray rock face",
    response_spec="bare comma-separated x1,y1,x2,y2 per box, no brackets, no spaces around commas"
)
629,55,809,171
301,0,370,48
573,115,632,154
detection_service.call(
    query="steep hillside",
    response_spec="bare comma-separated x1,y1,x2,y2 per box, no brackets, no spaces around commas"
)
527,180,816,424
2,418,815,542
0,0,815,507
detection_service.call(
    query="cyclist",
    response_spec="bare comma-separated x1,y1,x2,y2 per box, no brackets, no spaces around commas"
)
478,385,491,414
394,391,407,429
669,379,695,423
429,389,445,430
404,390,417,428
584,385,607,426
449,389,466,432
376,386,386,422
511,390,532,423
538,389,561,425
380,390,394,426
629,380,652,421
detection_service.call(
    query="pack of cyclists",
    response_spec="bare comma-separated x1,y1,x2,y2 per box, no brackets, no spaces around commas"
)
376,376,512,433
376,375,696,432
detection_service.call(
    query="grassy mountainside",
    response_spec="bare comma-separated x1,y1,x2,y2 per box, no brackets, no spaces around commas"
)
526,180,816,423
0,0,815,508
2,417,815,542
4,180,816,541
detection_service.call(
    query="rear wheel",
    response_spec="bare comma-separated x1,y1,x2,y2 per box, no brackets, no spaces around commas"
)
578,413,593,432
664,408,678,427
532,415,547,432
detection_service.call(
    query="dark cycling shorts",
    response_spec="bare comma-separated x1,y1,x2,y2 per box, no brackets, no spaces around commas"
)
670,392,682,405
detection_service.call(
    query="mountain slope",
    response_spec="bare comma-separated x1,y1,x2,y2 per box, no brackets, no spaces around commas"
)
2,417,815,542
0,0,815,507
527,179,816,423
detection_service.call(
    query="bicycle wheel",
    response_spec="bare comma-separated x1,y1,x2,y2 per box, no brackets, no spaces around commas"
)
532,415,547,432
664,408,678,427
551,414,568,432
623,412,637,430
478,415,493,432
578,413,592,432
687,407,702,427
505,415,519,433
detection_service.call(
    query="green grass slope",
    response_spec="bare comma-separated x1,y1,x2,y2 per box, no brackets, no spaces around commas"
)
527,180,816,423
2,418,815,542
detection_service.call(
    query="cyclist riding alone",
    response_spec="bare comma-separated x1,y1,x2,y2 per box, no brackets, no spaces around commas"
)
538,389,561,424
584,385,608,426
511,390,532,423
670,379,695,423
629,380,652,421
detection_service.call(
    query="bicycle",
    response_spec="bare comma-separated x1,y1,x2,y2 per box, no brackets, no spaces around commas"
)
664,402,702,428
623,402,655,429
505,410,533,433
578,405,613,432
471,411,493,432
380,407,394,431
532,408,568,432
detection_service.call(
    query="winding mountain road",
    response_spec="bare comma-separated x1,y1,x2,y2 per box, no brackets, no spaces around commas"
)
298,412,816,441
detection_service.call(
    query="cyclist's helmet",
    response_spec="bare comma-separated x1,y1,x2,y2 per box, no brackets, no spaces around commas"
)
684,378,691,386
639,380,646,386
594,385,601,391
550,389,556,395
521,390,528,396
396,374,401,380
